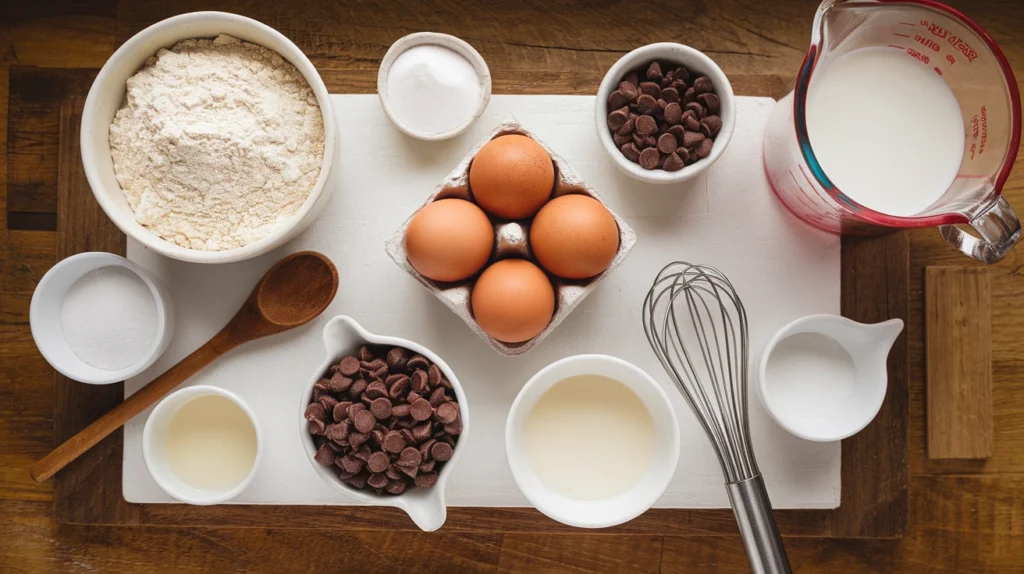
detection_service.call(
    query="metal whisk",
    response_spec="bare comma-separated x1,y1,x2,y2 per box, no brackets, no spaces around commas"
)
642,262,791,574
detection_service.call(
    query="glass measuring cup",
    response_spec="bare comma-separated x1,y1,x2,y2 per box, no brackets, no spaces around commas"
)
764,0,1021,263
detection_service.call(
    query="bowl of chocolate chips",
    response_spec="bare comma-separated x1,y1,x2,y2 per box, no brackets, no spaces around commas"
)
596,43,735,184
300,315,468,531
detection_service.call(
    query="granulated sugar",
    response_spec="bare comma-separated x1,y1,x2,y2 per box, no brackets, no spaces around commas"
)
385,44,482,135
61,267,158,370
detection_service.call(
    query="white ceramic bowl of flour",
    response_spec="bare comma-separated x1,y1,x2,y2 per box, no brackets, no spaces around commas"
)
29,252,174,385
81,12,336,264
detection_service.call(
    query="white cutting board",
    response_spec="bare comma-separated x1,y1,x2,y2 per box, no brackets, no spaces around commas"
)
123,95,841,508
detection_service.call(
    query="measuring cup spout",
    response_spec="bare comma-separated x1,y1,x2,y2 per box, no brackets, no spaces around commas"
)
867,319,905,360
940,197,1022,263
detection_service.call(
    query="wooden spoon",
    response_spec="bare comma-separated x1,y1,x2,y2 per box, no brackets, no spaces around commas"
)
30,251,339,483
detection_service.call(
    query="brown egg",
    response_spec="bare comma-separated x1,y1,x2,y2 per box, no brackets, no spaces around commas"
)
405,198,494,282
530,194,619,279
469,134,555,220
471,259,555,343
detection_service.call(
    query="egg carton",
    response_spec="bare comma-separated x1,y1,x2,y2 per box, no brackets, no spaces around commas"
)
385,117,637,356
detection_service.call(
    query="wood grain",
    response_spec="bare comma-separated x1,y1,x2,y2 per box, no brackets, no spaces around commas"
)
925,267,993,460
2,0,1024,571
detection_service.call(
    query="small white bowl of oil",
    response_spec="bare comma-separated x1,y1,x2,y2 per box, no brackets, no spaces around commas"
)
143,385,262,505
505,354,679,528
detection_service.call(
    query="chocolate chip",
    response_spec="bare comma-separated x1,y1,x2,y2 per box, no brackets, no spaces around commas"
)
677,147,691,164
370,429,385,448
623,71,639,86
430,441,454,462
427,364,442,387
338,455,363,474
639,147,660,170
367,451,389,473
702,115,722,136
693,75,713,94
348,431,369,449
388,376,410,400
407,391,422,404
618,81,638,101
636,94,658,115
634,114,657,136
328,373,351,393
397,447,422,468
410,398,432,421
383,430,407,453
663,152,685,171
443,418,463,436
613,131,632,147
314,443,335,466
415,472,438,489
436,401,459,424
413,421,433,442
327,421,350,442
646,61,663,81
386,347,409,371
332,401,351,423
410,370,428,393
400,428,416,446
620,143,641,162
694,137,714,159
633,133,655,149
357,345,376,362
353,445,372,462
682,131,705,148
668,125,685,141
367,472,389,490
419,460,436,473
304,403,326,423
385,479,407,495
683,113,701,132
683,87,696,104
308,419,326,435
349,379,367,398
663,102,682,125
370,397,392,420
392,403,411,418
318,395,338,413
696,92,720,113
345,471,368,489
347,402,366,421
638,81,660,98
337,356,360,377
385,464,402,480
661,87,680,103
607,89,630,110
607,108,629,131
657,133,678,154
312,381,328,402
364,380,387,400
428,387,448,408
685,101,705,119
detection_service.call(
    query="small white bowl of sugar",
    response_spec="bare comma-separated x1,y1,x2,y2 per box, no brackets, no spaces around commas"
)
30,252,173,385
378,32,492,140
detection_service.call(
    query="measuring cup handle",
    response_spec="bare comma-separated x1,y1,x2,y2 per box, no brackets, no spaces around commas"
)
940,196,1022,264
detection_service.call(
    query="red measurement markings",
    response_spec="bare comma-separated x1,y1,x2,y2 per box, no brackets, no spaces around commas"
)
914,35,941,51
893,32,910,38
900,21,916,26
888,44,905,50
933,66,943,75
948,34,978,62
920,20,949,38
906,48,930,64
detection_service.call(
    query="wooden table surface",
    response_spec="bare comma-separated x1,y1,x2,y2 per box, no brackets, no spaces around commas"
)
2,0,1023,571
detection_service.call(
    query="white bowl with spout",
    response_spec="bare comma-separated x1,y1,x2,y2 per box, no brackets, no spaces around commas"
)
298,315,469,531
758,315,904,442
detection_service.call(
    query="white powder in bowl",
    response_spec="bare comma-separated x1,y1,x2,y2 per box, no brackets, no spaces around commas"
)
109,34,325,251
385,44,482,136
61,267,158,371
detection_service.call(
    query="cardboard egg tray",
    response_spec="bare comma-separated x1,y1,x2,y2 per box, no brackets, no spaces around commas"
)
385,117,638,356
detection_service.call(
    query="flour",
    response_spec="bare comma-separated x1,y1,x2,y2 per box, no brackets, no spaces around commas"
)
109,34,325,251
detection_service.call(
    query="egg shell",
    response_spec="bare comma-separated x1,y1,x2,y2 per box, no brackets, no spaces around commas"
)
471,259,555,343
385,118,638,356
469,134,554,220
531,194,619,279
405,198,494,282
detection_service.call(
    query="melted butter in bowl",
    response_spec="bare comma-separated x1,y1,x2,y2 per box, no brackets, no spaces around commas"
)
524,374,655,500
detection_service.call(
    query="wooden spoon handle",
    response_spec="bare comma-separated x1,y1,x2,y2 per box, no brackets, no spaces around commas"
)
30,332,234,483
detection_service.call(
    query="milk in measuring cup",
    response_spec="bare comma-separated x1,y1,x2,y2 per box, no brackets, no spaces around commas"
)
806,47,965,217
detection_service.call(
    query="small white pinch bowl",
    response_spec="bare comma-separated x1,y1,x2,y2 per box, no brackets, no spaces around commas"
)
30,252,174,385
377,32,492,140
505,354,680,528
81,11,336,264
596,42,735,184
299,315,470,532
758,315,904,442
143,385,262,505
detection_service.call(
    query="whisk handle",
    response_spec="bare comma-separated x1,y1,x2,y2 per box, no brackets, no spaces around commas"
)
726,475,792,574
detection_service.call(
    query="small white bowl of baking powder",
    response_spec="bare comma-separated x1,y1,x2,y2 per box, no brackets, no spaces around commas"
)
30,252,174,385
377,32,492,140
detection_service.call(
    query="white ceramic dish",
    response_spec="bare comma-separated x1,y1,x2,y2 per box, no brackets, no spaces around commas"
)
596,42,736,184
758,315,904,442
505,354,680,528
29,252,174,385
377,32,492,140
143,385,262,505
298,315,470,531
81,11,336,264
